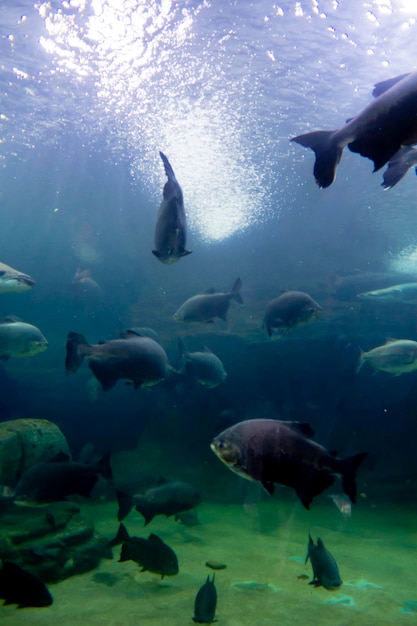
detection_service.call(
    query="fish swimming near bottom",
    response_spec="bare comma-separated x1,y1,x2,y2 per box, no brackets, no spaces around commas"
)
211,419,368,509
193,574,217,624
112,523,179,578
0,316,48,360
65,330,170,390
305,534,342,590
356,339,417,375
0,561,53,608
0,262,35,294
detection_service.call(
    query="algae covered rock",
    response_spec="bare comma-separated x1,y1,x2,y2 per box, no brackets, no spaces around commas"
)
0,418,70,486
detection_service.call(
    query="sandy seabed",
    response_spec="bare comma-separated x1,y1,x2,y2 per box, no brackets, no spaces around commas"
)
1,498,416,626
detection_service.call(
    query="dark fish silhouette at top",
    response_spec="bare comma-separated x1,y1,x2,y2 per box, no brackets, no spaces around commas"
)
305,534,342,590
153,151,192,264
292,71,417,188
381,145,417,189
0,561,53,608
211,419,368,510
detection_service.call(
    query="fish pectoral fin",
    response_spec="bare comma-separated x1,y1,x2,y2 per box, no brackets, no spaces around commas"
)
262,481,275,495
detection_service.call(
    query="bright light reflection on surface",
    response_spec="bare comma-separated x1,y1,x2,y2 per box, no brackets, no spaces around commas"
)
37,0,270,242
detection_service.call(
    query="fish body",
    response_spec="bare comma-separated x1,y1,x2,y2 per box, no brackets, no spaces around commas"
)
356,339,417,375
13,452,113,502
306,534,342,590
193,575,217,624
0,262,35,294
65,330,169,390
153,152,191,264
329,271,417,301
381,145,417,189
292,71,417,188
0,561,53,608
211,419,368,509
117,480,201,524
178,339,227,387
0,317,48,360
174,278,243,323
114,524,179,578
357,282,417,304
263,290,321,337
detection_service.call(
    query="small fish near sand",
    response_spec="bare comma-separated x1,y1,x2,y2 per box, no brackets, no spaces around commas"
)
174,278,243,324
65,330,170,391
291,71,417,188
0,316,48,360
305,534,342,590
0,262,35,294
152,151,192,264
263,290,322,337
356,339,417,376
211,419,368,509
116,479,201,524
0,560,53,608
111,523,179,578
193,574,217,624
178,339,227,388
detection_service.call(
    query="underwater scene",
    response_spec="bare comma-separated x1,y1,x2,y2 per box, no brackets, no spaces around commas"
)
1,0,417,624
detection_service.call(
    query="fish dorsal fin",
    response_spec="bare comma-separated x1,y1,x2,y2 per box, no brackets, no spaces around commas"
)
1,315,22,324
384,338,399,344
148,533,164,544
121,330,143,339
372,73,411,98
201,345,213,353
285,421,314,438
159,151,177,182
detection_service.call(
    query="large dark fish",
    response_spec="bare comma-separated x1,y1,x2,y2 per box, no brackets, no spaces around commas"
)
210,419,368,509
112,523,179,578
0,561,53,608
0,262,35,294
116,480,201,524
65,330,170,391
291,71,417,188
193,574,217,624
263,290,322,337
305,534,342,590
381,145,417,189
13,451,113,502
174,278,243,323
152,151,191,264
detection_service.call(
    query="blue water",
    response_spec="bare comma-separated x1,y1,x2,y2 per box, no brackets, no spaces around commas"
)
0,1,416,623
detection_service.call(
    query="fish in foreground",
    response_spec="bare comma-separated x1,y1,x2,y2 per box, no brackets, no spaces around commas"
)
178,339,227,387
263,290,322,337
356,339,417,375
116,480,201,523
0,561,53,608
0,262,35,294
65,330,170,390
0,316,48,360
152,151,191,264
381,145,417,189
305,534,342,590
13,451,113,502
111,523,179,578
211,419,368,509
193,574,217,624
357,282,417,305
174,278,243,323
291,71,417,188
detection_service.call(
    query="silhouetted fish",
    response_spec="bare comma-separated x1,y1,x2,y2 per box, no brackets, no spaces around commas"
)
0,561,53,608
152,151,192,264
65,330,170,391
305,534,342,590
263,290,322,337
193,574,217,624
178,339,227,387
292,72,417,188
112,523,179,578
174,278,242,323
211,419,368,509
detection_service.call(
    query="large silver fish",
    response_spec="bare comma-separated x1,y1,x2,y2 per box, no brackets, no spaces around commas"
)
0,262,35,293
0,317,48,359
357,282,417,304
174,278,242,323
356,339,417,375
152,152,192,264
292,72,417,188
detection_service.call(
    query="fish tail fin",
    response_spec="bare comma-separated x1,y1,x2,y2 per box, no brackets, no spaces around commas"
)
291,130,341,188
339,451,368,503
116,490,134,522
65,332,89,374
231,277,243,304
159,151,176,181
355,349,365,374
93,451,113,482
108,522,130,548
